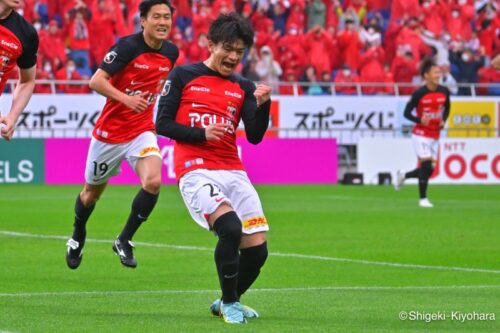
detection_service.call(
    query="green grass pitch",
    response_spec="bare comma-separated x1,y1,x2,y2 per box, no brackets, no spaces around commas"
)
0,184,499,332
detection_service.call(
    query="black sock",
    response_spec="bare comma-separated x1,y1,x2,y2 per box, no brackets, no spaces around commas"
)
72,194,95,243
419,160,433,199
237,242,268,297
118,189,159,242
405,168,420,179
213,211,242,304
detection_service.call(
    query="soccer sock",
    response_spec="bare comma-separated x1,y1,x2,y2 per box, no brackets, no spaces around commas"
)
213,211,242,304
118,189,159,242
72,194,95,243
237,242,268,297
405,168,420,179
418,160,434,199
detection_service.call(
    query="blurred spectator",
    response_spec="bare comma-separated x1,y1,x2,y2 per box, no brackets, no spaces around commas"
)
390,0,421,21
319,71,333,95
301,65,323,95
420,0,447,38
337,18,363,71
192,0,214,40
359,42,385,94
172,0,192,33
255,46,283,93
286,0,306,32
395,16,430,64
38,19,67,71
89,0,116,71
359,16,382,46
420,31,450,66
449,47,486,95
446,2,474,41
439,63,458,95
55,59,86,94
306,0,326,31
34,60,55,94
305,25,334,75
334,65,360,94
269,0,290,35
478,65,500,95
391,46,418,94
382,64,395,94
67,2,92,75
343,0,368,23
186,33,210,63
279,69,304,95
277,24,307,76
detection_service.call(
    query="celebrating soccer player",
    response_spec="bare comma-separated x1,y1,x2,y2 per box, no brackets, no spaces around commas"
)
65,0,178,269
156,13,272,324
0,0,39,140
394,58,450,208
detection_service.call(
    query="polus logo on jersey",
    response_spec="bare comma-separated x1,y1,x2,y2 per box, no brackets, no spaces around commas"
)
104,51,117,64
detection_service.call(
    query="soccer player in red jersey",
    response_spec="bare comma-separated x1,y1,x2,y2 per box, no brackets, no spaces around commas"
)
66,0,179,269
394,58,450,208
156,13,272,324
0,0,38,140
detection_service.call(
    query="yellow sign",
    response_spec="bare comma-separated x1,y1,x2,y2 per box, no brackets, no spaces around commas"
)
447,101,496,137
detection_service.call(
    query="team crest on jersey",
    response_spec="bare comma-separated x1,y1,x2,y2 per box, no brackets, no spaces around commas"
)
161,80,171,96
103,51,118,64
226,101,237,116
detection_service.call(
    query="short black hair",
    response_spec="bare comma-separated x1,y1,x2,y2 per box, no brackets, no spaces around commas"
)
420,57,437,76
139,0,175,18
207,13,254,48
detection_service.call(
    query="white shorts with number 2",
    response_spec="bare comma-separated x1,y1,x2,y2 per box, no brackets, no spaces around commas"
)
179,169,269,234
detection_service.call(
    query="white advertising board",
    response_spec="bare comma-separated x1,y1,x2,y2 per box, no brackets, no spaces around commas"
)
358,138,500,184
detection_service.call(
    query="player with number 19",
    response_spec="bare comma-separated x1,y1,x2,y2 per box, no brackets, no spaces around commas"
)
65,0,178,269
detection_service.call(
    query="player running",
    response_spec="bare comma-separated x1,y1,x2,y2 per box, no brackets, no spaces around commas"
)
0,0,39,140
156,13,272,324
394,58,450,208
65,0,178,269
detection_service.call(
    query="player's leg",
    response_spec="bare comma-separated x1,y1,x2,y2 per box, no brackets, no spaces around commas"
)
213,170,269,319
66,137,123,269
66,182,108,269
418,139,438,208
115,132,162,268
179,170,246,323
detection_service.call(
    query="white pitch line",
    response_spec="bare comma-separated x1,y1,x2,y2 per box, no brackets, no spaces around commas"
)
1,230,499,274
0,285,499,298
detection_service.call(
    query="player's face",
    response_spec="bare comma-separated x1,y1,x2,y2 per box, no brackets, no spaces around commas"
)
424,66,441,87
207,39,246,77
141,4,172,42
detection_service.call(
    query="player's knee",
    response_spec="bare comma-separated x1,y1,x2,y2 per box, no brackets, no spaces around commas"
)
143,176,161,194
213,211,242,243
80,190,100,206
250,242,268,268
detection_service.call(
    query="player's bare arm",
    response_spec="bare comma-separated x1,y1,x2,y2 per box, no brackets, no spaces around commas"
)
89,69,149,113
1,65,36,140
254,84,272,107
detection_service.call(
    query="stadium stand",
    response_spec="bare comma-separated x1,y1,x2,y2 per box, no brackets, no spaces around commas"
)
7,0,500,95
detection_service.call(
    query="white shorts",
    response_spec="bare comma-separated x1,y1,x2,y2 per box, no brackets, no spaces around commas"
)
179,169,269,234
84,131,161,185
412,134,439,160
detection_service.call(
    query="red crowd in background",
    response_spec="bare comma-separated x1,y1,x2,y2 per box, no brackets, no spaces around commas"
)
10,0,500,95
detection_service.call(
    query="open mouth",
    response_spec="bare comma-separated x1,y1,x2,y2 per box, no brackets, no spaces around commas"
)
156,27,168,34
222,61,236,71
